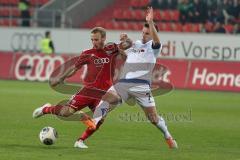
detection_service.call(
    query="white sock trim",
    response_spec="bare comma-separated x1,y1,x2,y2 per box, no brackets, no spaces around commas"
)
93,101,110,125
156,116,171,139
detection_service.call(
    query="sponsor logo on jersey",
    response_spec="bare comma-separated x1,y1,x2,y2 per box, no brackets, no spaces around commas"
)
128,48,145,54
94,58,110,64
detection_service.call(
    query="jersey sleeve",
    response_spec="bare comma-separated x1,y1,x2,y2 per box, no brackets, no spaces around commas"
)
74,52,91,69
152,42,161,49
151,41,162,57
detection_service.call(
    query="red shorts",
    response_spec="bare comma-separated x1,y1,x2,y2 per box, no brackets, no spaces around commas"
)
68,87,107,112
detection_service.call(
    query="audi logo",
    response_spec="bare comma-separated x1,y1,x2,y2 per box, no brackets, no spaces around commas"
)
15,54,65,81
11,32,44,52
94,58,110,64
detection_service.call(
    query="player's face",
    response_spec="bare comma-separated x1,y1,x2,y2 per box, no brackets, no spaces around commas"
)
142,27,151,43
91,32,106,49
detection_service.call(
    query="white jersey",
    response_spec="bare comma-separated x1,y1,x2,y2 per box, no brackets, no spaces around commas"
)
120,40,162,83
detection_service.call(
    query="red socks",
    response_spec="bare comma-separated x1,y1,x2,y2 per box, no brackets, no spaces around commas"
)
79,120,104,141
43,105,64,115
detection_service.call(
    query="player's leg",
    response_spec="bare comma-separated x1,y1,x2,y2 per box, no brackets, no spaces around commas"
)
141,106,177,149
78,104,117,142
134,90,170,137
74,118,104,149
92,82,136,126
142,107,171,138
32,103,75,118
75,100,105,149
92,86,123,125
32,103,94,129
33,93,96,129
92,91,120,125
33,88,90,118
66,94,97,130
131,85,178,149
32,93,83,118
75,96,121,149
79,119,104,141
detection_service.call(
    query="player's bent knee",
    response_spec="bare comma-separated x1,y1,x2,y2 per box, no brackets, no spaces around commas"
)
146,112,159,125
143,107,159,125
102,91,121,105
146,114,158,125
149,119,158,125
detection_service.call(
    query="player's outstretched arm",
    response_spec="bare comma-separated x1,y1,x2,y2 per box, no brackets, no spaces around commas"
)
146,7,160,45
50,53,90,87
50,65,78,87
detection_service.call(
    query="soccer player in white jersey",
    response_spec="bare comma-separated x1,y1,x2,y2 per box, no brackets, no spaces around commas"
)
90,7,178,149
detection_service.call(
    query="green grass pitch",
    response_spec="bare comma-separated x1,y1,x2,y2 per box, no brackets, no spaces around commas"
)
0,80,239,160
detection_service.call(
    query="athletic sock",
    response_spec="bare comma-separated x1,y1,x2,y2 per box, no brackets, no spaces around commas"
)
93,101,110,125
156,116,172,139
80,112,96,130
42,105,64,115
79,120,104,141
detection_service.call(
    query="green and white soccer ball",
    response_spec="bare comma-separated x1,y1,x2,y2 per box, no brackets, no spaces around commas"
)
39,126,58,145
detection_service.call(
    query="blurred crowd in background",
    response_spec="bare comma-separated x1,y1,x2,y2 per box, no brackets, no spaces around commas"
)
150,0,240,33
0,0,239,34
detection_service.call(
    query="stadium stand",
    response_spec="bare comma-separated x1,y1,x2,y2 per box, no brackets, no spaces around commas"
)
82,0,240,34
0,0,49,26
0,0,239,34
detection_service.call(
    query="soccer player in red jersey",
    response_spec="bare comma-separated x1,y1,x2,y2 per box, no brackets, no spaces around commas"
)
32,27,127,148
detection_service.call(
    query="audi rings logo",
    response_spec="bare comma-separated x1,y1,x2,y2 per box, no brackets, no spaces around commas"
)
94,58,110,64
15,55,65,81
11,32,44,52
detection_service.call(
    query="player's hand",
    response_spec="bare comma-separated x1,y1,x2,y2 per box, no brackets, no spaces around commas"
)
146,7,153,22
118,38,133,50
120,33,128,42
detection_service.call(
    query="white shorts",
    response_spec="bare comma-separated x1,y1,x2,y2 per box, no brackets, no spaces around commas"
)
109,82,156,107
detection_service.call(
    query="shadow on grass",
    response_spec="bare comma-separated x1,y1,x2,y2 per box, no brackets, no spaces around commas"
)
0,143,70,150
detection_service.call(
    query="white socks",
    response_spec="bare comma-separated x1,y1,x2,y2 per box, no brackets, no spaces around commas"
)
156,116,172,139
93,101,172,139
93,101,110,125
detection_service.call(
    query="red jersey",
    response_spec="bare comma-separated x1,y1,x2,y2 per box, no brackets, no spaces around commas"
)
75,48,117,91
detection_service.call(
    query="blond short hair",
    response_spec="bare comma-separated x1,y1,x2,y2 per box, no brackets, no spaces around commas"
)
91,27,106,38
